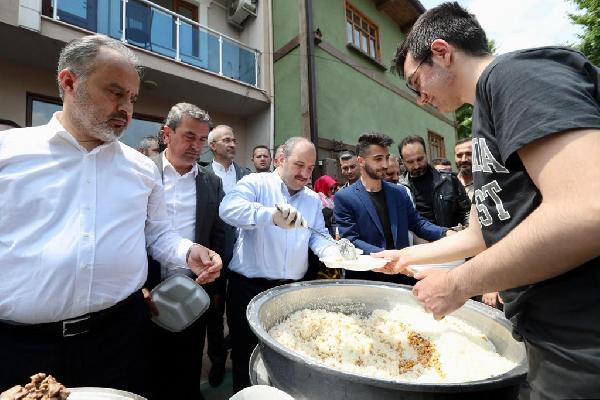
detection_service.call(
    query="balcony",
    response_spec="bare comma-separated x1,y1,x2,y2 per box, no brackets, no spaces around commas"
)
47,0,260,88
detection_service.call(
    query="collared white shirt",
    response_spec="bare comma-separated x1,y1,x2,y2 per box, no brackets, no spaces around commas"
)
161,152,198,278
0,114,192,323
212,159,237,194
219,171,335,280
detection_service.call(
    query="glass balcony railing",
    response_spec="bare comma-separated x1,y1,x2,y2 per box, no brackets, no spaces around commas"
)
51,0,260,87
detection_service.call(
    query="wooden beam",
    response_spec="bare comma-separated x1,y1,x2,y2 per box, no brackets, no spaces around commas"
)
375,0,392,10
273,36,300,63
298,0,311,139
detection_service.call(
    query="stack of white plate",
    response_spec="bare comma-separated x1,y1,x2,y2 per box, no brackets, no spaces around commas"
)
68,388,145,400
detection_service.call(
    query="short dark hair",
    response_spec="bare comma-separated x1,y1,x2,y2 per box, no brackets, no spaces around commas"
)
398,135,426,157
455,137,472,147
432,158,451,166
393,2,490,75
0,119,20,129
338,150,356,162
252,145,270,156
356,133,393,157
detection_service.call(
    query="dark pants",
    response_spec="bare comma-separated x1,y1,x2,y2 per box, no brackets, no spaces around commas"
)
524,339,600,400
204,277,228,369
0,291,150,398
226,271,295,393
149,314,207,400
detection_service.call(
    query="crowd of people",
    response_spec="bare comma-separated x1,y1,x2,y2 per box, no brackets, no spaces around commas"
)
1,2,599,399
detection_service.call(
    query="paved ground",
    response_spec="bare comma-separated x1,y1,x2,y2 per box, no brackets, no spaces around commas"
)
200,354,234,400
199,323,234,400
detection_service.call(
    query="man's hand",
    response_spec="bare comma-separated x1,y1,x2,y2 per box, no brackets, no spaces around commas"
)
371,249,410,275
142,288,159,316
412,269,469,320
482,292,501,308
187,244,222,284
273,203,307,229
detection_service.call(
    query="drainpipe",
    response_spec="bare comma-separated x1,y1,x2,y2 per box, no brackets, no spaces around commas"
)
305,0,318,148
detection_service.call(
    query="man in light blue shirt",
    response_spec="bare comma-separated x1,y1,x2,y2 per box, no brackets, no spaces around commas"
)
219,136,338,392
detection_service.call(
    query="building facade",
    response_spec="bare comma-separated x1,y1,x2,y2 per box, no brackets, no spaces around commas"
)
0,0,273,168
272,0,457,180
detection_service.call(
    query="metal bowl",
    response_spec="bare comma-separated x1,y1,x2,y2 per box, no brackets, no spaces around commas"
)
247,280,527,400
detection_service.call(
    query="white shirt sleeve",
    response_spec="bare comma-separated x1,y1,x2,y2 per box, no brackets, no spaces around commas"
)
145,166,193,266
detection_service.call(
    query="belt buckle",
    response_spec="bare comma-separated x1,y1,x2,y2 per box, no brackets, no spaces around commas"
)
62,316,90,337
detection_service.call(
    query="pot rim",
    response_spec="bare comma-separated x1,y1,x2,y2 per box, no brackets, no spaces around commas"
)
247,279,528,392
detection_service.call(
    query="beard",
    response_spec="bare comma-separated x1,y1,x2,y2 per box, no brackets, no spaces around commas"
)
364,163,385,180
409,165,427,178
458,163,473,176
72,84,128,143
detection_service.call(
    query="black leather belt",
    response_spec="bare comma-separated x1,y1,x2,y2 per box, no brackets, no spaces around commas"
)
0,291,142,338
228,270,296,288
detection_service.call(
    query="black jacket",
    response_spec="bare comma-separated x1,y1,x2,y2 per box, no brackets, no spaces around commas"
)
145,154,232,293
404,165,471,228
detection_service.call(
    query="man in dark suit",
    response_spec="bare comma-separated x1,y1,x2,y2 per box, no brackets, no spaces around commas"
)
334,133,450,285
144,103,231,400
203,125,250,386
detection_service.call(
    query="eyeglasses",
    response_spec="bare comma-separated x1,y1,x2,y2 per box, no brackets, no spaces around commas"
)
405,55,430,97
218,138,238,144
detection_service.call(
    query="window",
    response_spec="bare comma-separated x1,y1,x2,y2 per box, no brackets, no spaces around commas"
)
26,93,163,150
345,2,380,60
428,131,446,160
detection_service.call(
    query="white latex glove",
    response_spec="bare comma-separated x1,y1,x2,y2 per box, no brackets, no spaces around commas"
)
322,244,342,259
273,203,307,229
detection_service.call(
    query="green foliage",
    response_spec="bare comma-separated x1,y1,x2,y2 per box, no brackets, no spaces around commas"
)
456,104,473,139
570,0,600,65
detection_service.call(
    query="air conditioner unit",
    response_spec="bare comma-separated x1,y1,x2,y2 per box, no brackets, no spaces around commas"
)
227,0,258,29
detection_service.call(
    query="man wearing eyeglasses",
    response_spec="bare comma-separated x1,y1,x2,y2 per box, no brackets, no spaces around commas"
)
203,124,250,387
374,2,600,398
207,125,249,194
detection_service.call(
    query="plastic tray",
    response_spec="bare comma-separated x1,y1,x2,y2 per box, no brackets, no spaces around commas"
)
150,274,210,332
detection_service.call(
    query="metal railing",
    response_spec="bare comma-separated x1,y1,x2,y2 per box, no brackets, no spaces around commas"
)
52,0,260,88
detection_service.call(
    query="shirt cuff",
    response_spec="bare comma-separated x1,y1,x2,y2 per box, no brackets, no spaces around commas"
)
256,206,277,226
178,239,195,266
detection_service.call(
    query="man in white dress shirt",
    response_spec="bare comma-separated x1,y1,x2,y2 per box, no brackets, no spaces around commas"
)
206,125,249,194
143,103,229,400
203,124,250,386
0,35,221,397
219,136,341,393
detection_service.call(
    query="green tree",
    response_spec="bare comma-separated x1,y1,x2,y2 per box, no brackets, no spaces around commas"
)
570,0,600,65
454,40,496,139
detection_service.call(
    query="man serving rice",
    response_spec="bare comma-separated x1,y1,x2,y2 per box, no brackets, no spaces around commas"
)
372,3,600,399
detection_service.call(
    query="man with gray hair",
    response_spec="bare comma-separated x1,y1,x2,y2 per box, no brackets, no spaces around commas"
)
0,35,221,396
203,124,249,386
137,135,160,157
219,136,344,393
142,103,230,399
206,124,248,194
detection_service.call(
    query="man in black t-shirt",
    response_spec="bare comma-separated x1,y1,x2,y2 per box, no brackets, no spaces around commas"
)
334,133,448,285
399,135,470,228
373,3,600,399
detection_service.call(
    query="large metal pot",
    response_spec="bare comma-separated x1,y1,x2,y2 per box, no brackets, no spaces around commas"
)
247,280,527,400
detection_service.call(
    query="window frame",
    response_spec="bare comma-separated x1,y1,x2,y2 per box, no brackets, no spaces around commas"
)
427,131,446,160
345,1,381,61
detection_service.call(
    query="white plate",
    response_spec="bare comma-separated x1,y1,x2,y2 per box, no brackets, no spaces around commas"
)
408,259,464,273
229,385,294,400
320,254,389,271
68,387,146,400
